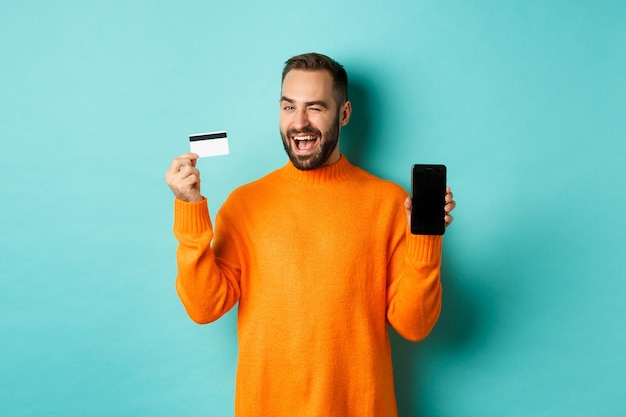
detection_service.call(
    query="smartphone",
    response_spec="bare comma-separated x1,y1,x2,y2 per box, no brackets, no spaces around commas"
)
410,164,447,235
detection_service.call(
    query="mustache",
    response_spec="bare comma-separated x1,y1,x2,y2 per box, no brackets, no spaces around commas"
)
286,127,322,137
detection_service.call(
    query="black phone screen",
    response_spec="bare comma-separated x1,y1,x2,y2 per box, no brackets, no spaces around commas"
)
410,164,447,235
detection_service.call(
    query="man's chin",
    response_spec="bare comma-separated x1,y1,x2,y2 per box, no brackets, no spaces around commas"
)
289,154,317,171
282,134,338,171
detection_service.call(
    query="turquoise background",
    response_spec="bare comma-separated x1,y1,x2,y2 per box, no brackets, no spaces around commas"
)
1,0,625,416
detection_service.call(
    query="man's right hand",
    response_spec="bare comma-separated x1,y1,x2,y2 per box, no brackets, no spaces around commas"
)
165,153,203,202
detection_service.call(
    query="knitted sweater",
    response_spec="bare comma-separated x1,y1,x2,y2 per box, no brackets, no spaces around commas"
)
173,156,443,417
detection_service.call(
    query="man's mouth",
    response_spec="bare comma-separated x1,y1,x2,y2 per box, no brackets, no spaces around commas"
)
292,135,319,152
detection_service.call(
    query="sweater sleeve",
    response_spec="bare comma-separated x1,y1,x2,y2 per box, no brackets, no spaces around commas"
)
173,198,241,324
386,231,443,342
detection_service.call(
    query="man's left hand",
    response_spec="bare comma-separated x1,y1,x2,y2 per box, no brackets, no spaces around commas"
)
404,186,456,229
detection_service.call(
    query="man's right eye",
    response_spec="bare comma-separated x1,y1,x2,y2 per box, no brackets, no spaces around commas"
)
283,105,294,111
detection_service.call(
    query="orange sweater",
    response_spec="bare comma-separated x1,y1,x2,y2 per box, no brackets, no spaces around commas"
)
173,156,443,417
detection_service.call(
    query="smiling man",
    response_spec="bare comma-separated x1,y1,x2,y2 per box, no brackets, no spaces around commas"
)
279,62,351,170
165,53,456,417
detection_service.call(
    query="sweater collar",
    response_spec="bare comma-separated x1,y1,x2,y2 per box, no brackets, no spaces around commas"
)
279,155,354,185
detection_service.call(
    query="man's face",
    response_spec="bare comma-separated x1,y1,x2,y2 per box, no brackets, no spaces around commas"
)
279,69,351,170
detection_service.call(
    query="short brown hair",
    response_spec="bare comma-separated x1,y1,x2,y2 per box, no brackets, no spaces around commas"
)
282,52,348,105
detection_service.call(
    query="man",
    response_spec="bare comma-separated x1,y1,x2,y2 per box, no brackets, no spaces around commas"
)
165,53,456,417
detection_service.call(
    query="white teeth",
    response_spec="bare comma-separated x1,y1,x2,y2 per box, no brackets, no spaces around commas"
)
294,136,316,141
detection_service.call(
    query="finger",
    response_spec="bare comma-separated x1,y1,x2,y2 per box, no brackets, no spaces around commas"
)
178,166,201,182
445,214,454,227
177,152,199,161
166,164,200,192
180,172,200,189
168,157,189,176
174,171,201,197
168,153,199,174
445,200,456,213
190,153,198,168
180,153,199,168
404,197,412,224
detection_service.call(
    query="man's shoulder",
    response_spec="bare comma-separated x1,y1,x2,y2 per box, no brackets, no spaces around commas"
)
215,168,281,223
222,165,284,207
350,164,407,196
232,166,282,193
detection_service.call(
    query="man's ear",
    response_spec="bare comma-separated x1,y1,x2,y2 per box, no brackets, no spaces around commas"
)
339,101,352,127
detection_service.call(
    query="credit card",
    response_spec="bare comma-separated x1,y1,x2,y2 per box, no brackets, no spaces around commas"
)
189,131,229,157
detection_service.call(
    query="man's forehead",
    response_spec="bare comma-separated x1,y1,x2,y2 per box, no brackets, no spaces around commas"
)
281,69,334,100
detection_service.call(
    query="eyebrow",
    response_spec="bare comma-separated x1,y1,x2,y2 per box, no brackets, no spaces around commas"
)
280,96,329,108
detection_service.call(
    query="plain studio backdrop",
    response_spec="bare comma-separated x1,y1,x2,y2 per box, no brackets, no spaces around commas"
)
1,1,624,416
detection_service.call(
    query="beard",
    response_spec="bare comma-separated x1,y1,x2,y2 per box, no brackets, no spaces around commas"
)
280,111,341,171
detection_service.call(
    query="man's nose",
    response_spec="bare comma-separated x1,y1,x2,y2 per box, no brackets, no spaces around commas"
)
293,109,310,129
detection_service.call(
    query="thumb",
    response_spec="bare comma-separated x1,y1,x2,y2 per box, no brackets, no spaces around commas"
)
404,196,412,224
